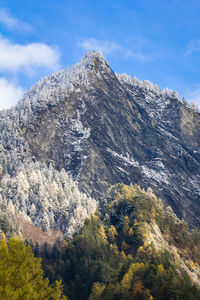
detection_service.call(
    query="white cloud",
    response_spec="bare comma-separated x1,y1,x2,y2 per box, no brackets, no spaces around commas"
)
124,49,147,61
186,39,200,55
78,38,149,61
0,8,32,32
78,38,121,55
0,78,24,110
185,86,200,106
0,35,60,73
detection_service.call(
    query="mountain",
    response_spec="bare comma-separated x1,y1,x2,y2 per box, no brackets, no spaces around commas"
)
0,51,200,234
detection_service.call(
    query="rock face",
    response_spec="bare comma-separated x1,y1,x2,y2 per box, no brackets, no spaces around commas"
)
1,52,200,227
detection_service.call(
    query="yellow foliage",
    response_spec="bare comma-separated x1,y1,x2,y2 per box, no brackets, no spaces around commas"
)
132,281,153,299
93,215,100,221
143,231,150,239
134,219,139,227
121,241,130,251
108,225,118,243
1,232,6,241
113,244,119,254
0,233,7,251
109,225,118,236
132,281,144,297
18,232,24,240
173,250,179,259
99,225,107,242
129,227,134,236
147,187,153,195
157,264,166,277
127,254,133,261
121,263,145,290
121,250,126,260
0,237,66,299
121,272,132,290
148,247,153,253
137,246,145,254
188,260,195,271
89,282,105,300
189,274,194,282
121,185,135,201
123,216,130,236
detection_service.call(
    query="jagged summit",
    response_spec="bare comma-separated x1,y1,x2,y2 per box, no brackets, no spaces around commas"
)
13,52,198,117
15,51,113,115
82,50,103,59
70,50,111,76
1,52,197,117
79,51,106,68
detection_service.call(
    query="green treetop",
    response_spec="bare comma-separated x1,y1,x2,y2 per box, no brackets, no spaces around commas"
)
0,234,67,300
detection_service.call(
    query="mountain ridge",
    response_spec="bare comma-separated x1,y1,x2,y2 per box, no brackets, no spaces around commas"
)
0,51,200,232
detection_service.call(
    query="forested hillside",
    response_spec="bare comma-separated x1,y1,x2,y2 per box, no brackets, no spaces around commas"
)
1,182,200,299
27,184,200,300
0,161,96,236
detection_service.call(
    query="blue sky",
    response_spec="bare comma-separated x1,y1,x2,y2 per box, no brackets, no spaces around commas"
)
0,0,200,109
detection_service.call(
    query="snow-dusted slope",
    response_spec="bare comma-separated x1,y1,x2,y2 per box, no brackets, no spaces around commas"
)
17,52,110,117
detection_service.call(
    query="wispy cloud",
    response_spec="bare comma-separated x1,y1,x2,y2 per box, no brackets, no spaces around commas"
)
124,49,147,61
78,38,150,61
0,35,60,73
0,78,24,110
0,33,61,109
0,9,62,110
0,8,32,32
78,38,121,55
185,85,200,105
186,39,200,55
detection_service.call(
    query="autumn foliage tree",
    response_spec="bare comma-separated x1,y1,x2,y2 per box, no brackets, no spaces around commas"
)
0,235,66,299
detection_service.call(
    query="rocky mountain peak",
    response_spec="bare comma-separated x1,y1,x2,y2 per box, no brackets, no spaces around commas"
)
15,52,114,116
1,52,200,232
78,51,108,71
